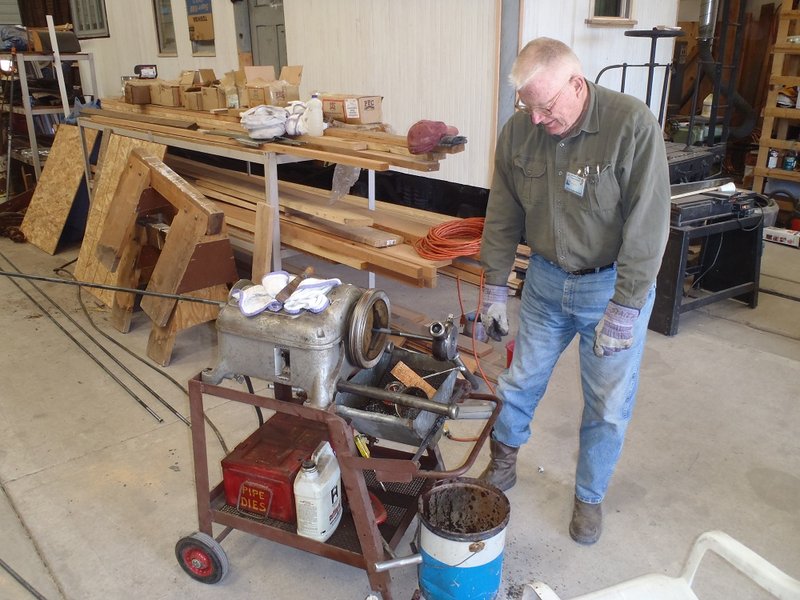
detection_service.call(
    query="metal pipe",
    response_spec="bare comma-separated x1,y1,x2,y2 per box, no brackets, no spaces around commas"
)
0,270,225,306
699,0,719,41
373,553,422,573
335,380,459,419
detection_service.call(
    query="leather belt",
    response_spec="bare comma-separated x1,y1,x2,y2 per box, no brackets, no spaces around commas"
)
569,263,615,276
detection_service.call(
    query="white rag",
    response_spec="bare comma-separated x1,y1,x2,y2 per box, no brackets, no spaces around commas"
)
230,271,290,316
239,105,289,139
282,277,341,314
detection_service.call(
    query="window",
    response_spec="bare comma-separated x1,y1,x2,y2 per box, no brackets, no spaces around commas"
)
586,0,636,27
68,0,109,38
153,0,177,55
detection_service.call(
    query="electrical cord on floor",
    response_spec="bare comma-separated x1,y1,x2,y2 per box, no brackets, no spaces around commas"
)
446,271,498,444
688,231,724,294
52,266,230,455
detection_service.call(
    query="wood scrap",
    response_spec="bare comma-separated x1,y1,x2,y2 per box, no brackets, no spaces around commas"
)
20,125,99,254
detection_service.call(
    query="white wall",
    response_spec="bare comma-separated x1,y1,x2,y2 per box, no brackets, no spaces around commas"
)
80,0,239,98
283,0,501,189
521,0,681,120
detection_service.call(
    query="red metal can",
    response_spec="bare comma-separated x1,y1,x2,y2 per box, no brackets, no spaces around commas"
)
221,413,329,523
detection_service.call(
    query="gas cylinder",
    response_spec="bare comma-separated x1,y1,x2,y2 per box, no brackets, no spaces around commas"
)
294,441,342,542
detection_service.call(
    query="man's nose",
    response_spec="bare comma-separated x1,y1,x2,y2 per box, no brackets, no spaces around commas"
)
531,112,546,125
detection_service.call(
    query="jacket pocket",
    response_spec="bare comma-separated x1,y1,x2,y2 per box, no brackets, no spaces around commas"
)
513,155,547,207
582,163,620,212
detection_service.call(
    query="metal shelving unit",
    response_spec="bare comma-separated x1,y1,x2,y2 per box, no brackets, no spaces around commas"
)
11,51,97,179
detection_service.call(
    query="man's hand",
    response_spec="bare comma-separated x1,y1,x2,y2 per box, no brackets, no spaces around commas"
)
480,284,510,341
593,301,639,357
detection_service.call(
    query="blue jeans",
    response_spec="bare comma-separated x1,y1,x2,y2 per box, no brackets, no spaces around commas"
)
494,254,656,504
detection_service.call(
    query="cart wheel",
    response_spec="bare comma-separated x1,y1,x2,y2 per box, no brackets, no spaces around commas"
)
175,532,229,584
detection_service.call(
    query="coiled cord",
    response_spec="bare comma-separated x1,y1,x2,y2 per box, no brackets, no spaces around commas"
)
413,217,484,260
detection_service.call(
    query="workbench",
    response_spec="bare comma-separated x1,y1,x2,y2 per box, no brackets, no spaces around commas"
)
648,212,763,336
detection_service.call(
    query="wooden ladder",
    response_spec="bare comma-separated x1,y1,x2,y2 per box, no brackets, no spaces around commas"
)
753,5,800,193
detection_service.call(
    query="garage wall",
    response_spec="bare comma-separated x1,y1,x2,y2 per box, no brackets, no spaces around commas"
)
79,0,239,100
283,0,502,189
521,0,681,120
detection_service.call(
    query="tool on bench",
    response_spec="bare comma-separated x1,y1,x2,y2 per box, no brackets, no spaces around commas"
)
275,265,314,303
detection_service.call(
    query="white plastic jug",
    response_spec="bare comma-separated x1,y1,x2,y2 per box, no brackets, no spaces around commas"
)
304,93,325,137
294,440,342,542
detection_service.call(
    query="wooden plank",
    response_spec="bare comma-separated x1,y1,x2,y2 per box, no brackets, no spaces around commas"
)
20,125,99,255
252,203,274,281
95,151,153,271
141,209,210,326
281,212,403,247
146,284,227,366
81,107,199,129
144,154,224,235
74,134,167,307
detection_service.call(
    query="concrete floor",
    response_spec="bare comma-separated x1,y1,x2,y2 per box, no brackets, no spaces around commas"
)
0,236,798,600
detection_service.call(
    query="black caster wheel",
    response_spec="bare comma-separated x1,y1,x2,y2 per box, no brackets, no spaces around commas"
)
175,532,229,584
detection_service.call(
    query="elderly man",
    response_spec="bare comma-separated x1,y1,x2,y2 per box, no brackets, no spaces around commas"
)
478,37,670,544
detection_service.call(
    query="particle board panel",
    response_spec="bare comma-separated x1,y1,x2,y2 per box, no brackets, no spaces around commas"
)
74,134,167,306
20,125,99,255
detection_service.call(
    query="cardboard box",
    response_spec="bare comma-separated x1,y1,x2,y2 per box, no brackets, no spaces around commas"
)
763,226,800,248
124,80,152,105
178,69,217,105
183,90,204,111
238,65,303,107
201,86,226,111
150,80,181,107
321,94,382,124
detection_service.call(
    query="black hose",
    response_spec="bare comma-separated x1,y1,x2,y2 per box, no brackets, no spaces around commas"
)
697,39,755,140
244,375,264,426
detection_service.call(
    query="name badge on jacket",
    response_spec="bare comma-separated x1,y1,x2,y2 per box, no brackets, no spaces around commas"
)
565,172,585,197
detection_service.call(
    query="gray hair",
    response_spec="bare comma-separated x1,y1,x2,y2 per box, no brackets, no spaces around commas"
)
510,37,583,90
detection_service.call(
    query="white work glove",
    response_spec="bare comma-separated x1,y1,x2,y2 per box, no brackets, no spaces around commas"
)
593,301,640,357
283,277,342,314
480,284,509,341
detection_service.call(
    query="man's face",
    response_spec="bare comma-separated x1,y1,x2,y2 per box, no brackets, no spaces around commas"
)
517,70,582,136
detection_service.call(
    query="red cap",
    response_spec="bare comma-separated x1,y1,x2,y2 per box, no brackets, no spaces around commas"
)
407,120,459,154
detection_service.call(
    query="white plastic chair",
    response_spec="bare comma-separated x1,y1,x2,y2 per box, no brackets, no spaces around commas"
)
523,530,800,600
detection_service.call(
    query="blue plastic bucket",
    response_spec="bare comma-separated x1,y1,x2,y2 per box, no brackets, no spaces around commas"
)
417,478,510,600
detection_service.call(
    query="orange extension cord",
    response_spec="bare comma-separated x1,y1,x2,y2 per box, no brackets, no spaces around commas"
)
412,217,485,260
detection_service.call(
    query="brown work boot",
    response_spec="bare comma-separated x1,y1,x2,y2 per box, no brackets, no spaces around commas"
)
478,438,518,491
569,496,602,545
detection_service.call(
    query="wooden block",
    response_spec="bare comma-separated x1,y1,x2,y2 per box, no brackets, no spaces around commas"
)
390,361,437,399
20,125,99,255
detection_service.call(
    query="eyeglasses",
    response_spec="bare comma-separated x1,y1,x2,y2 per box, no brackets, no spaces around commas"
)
515,79,572,116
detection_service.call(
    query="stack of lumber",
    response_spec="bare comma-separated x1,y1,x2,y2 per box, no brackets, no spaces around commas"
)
165,155,456,288
90,99,465,173
439,245,529,294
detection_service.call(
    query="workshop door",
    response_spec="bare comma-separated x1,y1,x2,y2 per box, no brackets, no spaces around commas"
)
248,0,286,71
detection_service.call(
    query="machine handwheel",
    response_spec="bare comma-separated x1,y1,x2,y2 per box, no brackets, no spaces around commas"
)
175,532,229,584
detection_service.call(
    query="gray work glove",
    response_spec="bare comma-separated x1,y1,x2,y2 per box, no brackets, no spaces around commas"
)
593,301,639,357
480,284,509,341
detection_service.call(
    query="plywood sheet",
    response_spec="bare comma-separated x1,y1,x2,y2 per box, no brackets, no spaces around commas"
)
20,125,99,254
74,134,166,306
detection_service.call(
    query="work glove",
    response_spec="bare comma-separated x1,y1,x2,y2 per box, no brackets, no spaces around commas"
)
480,284,510,341
593,301,640,357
